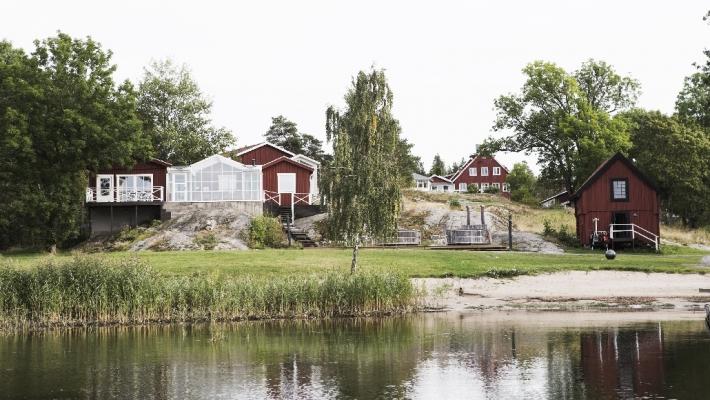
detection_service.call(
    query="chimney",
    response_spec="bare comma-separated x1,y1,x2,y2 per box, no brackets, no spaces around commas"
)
251,158,256,166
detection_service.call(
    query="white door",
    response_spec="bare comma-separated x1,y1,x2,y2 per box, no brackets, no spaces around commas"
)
172,173,187,202
96,175,113,202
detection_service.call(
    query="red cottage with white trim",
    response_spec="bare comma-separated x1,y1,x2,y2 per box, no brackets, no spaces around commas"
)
450,155,510,198
572,152,660,250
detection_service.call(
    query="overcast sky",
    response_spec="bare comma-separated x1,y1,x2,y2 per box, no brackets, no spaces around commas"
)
4,1,709,172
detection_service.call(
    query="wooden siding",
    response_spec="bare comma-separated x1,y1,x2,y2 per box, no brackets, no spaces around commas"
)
262,159,312,205
574,158,659,246
452,156,510,198
238,145,292,165
88,161,168,189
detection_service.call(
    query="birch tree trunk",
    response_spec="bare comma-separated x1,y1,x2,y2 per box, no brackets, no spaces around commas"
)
351,235,360,273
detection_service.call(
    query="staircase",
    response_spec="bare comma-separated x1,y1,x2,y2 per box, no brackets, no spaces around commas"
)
609,223,659,251
277,206,317,247
277,207,292,224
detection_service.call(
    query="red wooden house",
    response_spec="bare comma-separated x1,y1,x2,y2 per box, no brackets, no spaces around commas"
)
232,142,320,207
571,152,660,250
449,155,510,198
85,159,171,234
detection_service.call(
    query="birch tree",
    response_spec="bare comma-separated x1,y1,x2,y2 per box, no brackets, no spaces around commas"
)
323,69,402,272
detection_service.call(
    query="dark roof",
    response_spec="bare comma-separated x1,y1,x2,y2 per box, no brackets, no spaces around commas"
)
540,190,569,204
262,156,314,172
571,152,658,199
149,158,172,167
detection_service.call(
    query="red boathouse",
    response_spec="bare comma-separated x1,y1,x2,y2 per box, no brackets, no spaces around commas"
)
571,152,660,250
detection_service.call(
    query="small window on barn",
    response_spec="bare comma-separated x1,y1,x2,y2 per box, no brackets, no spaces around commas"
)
481,167,489,176
611,179,628,201
493,167,501,176
469,168,477,176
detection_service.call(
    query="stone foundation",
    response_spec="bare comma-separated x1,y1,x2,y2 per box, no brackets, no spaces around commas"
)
164,201,263,217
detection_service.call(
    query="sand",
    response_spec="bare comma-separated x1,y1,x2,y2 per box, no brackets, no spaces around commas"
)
417,270,710,314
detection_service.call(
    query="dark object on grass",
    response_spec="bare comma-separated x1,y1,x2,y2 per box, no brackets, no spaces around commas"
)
605,250,616,260
458,287,464,296
705,304,709,328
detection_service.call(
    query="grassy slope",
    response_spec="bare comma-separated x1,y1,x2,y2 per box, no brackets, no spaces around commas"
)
3,248,706,278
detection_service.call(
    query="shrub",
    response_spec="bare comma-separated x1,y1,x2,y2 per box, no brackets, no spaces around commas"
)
542,219,579,247
448,198,462,209
194,231,218,250
542,219,555,236
247,216,285,249
484,186,500,194
466,185,479,194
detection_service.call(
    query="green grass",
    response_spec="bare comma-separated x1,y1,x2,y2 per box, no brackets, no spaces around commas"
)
2,248,706,279
0,256,418,330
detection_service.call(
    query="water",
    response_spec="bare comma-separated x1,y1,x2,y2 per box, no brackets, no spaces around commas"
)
1,313,709,399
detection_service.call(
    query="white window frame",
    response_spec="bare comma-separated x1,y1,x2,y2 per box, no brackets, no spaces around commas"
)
468,168,477,176
481,167,489,176
116,174,153,201
481,182,490,192
492,182,500,190
502,183,510,192
458,183,467,192
493,167,501,176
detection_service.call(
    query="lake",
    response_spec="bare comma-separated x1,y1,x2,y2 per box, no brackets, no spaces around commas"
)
1,313,709,399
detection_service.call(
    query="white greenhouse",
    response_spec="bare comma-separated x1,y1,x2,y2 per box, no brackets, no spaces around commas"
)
166,155,262,202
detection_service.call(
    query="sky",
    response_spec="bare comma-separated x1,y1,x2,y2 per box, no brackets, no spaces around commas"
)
3,1,709,173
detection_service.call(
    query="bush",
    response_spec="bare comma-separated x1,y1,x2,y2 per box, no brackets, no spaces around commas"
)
484,186,500,194
543,219,555,236
542,219,578,247
247,216,285,249
194,231,218,250
466,185,479,194
448,198,462,209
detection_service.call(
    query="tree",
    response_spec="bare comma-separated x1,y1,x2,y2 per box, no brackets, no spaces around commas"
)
395,137,424,184
264,115,329,163
625,109,710,227
429,154,446,176
482,60,638,194
323,69,402,272
448,157,466,175
0,34,149,249
676,11,710,128
137,59,234,165
505,162,538,204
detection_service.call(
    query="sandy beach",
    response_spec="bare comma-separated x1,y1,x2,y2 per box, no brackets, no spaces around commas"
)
418,270,710,314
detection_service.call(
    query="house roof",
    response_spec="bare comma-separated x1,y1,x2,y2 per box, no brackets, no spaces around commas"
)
540,190,569,204
449,154,510,182
571,152,658,200
430,175,453,183
234,141,295,158
187,154,259,171
149,158,173,167
412,172,429,181
262,156,314,172
291,153,321,166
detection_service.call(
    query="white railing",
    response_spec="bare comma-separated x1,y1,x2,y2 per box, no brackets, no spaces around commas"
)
263,191,318,206
86,186,164,203
609,223,659,251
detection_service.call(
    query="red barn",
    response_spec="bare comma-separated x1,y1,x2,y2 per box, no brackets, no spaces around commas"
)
571,152,660,250
449,155,510,197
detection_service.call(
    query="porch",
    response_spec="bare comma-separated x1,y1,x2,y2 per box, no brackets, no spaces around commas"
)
264,190,321,206
86,186,164,203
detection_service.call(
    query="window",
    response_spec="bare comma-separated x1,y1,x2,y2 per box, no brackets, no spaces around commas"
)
611,178,628,201
481,167,489,176
493,167,501,176
502,183,510,192
469,168,477,176
443,185,449,191
459,183,467,192
481,183,489,191
492,182,500,190
117,174,153,201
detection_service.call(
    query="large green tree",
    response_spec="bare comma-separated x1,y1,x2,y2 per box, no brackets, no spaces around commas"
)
482,60,638,194
137,59,234,165
676,11,710,128
323,69,402,272
625,109,710,227
428,154,446,176
0,34,149,249
505,162,538,204
264,115,328,163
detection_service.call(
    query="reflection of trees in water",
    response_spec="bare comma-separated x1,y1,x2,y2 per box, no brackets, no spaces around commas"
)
2,318,709,399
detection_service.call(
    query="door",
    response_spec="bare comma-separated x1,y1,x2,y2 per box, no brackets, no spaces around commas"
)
172,173,188,202
277,173,296,205
96,175,113,202
612,212,630,239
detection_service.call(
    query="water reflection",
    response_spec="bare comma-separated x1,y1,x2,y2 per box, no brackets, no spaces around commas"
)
1,314,708,399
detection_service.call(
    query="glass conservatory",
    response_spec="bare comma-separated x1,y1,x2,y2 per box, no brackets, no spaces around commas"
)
167,155,262,202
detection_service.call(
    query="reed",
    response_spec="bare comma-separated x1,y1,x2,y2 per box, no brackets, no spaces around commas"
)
0,256,420,330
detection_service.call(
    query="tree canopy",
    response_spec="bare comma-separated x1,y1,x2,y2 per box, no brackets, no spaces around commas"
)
264,115,328,163
322,69,402,271
137,59,234,165
505,162,538,205
0,33,149,249
482,60,638,194
428,154,446,176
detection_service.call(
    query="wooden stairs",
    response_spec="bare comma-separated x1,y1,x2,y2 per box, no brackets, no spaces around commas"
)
277,206,318,247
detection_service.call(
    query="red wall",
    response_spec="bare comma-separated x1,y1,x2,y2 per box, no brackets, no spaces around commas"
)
89,161,168,189
262,160,312,205
574,159,659,245
452,156,510,198
238,146,291,165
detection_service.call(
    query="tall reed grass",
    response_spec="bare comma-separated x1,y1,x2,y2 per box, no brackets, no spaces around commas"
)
0,256,420,330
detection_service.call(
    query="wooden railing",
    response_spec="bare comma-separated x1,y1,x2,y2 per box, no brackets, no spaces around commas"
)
86,186,164,203
263,191,319,206
609,223,659,251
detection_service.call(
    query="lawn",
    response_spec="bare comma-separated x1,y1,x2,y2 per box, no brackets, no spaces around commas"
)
2,248,707,278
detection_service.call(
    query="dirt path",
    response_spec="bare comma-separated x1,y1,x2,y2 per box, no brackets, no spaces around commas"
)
417,271,710,313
